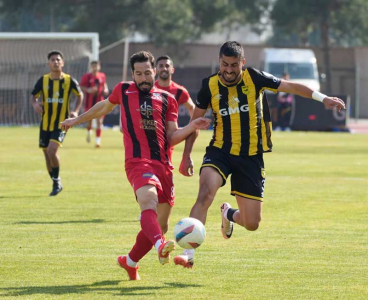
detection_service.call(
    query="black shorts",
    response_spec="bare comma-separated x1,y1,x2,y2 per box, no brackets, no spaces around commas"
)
39,128,65,148
200,146,266,201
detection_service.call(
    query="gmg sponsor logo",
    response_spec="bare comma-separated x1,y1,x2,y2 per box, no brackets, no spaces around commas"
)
46,98,64,103
219,104,249,116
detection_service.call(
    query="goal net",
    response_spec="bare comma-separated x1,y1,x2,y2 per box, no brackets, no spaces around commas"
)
0,33,99,126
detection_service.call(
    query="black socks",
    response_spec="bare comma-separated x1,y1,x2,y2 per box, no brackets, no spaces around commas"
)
51,167,60,180
227,208,238,222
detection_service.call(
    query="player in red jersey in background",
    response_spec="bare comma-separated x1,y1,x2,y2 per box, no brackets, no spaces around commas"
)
155,55,194,117
61,51,210,280
155,55,195,160
80,60,109,147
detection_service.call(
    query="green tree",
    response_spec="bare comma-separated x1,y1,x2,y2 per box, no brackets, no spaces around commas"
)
270,0,368,92
0,0,270,47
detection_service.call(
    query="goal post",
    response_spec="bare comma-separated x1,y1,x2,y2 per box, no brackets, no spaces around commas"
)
0,32,99,126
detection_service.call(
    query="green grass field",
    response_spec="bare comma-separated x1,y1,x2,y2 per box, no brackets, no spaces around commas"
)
0,127,367,299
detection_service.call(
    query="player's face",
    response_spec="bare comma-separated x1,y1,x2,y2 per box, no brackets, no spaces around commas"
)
132,61,156,93
90,63,100,73
47,54,64,72
156,59,174,80
219,55,245,85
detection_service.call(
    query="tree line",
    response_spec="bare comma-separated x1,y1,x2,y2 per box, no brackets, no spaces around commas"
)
1,0,367,91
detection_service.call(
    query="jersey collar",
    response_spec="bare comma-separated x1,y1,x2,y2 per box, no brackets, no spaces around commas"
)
217,71,243,87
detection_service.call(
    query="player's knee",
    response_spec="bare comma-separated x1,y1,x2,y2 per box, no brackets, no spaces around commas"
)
244,219,261,231
197,187,215,208
138,198,157,211
46,147,56,157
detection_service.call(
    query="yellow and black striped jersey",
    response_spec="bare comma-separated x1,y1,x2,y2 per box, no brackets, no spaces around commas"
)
196,67,281,156
32,73,81,132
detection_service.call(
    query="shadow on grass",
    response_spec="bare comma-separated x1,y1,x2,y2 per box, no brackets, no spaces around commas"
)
0,280,203,297
13,219,105,225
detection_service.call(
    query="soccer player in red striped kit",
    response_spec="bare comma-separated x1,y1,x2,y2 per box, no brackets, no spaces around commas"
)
155,55,195,161
61,51,210,280
80,60,109,147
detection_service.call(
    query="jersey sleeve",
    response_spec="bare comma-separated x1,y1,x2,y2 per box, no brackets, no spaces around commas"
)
31,76,44,97
248,67,281,93
80,73,89,87
108,83,122,105
177,87,191,105
70,77,82,96
195,78,211,109
166,94,178,123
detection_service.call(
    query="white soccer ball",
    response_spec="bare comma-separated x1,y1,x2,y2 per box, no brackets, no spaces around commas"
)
174,217,206,249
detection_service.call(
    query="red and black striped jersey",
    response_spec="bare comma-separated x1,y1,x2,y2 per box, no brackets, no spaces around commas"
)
109,81,178,164
80,72,106,110
155,81,191,106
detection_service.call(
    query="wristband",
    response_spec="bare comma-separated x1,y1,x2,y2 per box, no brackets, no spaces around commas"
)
312,91,327,102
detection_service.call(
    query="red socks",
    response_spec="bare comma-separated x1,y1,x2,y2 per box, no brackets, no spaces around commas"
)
128,209,163,263
140,209,162,244
128,230,153,262
96,128,101,137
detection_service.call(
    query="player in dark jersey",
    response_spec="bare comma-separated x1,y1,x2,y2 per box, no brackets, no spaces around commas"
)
30,50,83,196
80,60,109,147
61,51,210,280
174,41,346,269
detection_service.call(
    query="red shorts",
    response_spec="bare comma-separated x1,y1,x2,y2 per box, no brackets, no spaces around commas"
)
125,159,175,206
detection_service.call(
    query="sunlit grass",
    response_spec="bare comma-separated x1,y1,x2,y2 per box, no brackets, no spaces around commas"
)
0,127,367,299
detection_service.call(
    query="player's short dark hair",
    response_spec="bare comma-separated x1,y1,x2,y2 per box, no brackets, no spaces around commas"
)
47,50,64,60
219,41,244,60
156,55,173,66
130,51,155,71
90,60,100,65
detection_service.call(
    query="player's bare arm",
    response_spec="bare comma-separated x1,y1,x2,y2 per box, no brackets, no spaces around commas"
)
70,94,84,118
103,83,109,96
166,117,211,147
30,95,43,114
61,98,115,132
278,80,346,111
179,107,207,177
183,98,195,117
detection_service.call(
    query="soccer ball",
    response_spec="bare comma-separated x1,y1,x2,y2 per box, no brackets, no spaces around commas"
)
174,217,206,249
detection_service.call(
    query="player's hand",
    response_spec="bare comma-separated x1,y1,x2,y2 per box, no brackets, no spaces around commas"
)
323,97,346,112
61,118,77,133
88,86,98,94
190,117,211,130
69,111,78,118
32,102,43,114
179,155,194,177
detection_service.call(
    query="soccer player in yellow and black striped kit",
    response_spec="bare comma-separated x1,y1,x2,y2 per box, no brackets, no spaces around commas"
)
30,50,83,196
174,41,346,268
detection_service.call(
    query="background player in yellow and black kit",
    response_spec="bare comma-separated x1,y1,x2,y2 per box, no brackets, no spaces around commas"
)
174,41,346,269
30,50,83,196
